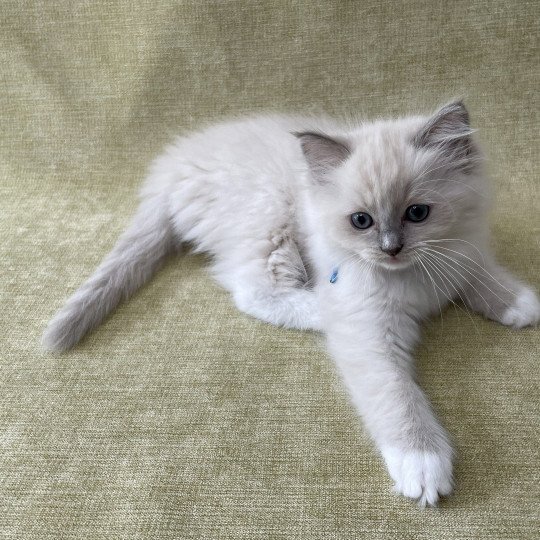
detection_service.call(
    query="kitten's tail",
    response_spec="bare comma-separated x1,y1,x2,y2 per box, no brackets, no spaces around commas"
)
42,197,173,352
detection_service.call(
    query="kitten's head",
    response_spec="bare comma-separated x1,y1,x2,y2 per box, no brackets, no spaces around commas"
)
296,101,487,271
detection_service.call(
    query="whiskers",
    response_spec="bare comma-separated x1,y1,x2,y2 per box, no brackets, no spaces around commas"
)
414,249,480,335
412,253,445,328
421,238,486,266
413,239,516,328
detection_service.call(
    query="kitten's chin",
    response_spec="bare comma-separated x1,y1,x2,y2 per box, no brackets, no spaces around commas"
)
375,257,413,271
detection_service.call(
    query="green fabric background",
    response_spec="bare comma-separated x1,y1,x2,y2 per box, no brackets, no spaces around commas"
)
1,1,539,538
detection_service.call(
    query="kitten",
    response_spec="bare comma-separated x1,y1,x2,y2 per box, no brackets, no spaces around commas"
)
43,102,540,506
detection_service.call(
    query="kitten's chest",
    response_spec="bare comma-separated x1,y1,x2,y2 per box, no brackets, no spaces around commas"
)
321,262,439,321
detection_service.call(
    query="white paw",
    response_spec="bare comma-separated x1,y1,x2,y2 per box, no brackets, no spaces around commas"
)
381,446,453,507
501,288,540,329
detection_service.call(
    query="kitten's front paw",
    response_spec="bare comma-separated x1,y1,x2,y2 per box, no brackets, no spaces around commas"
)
501,287,540,329
381,446,453,507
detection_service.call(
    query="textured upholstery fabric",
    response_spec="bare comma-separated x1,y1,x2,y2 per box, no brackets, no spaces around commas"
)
1,1,539,538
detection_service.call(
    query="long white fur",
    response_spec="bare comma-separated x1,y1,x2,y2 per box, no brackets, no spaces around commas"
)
42,104,540,506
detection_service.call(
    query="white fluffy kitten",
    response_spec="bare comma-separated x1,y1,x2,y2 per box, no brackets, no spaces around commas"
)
43,102,540,506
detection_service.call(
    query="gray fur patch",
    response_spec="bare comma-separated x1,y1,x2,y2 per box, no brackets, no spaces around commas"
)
413,101,471,149
294,131,350,182
412,101,478,173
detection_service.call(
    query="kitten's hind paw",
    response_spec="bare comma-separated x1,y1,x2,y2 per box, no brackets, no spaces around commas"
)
501,287,540,329
381,446,454,507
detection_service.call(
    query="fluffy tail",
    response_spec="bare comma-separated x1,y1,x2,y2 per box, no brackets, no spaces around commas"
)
42,199,173,352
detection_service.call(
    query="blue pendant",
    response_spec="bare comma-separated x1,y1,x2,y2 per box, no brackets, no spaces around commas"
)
329,267,339,283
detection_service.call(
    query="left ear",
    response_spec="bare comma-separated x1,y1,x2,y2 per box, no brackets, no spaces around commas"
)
294,131,351,183
413,101,477,171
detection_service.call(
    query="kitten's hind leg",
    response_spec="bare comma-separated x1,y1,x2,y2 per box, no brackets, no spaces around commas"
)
217,232,321,332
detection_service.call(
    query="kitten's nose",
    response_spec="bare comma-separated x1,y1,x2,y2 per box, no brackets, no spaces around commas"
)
381,244,403,257
379,230,403,257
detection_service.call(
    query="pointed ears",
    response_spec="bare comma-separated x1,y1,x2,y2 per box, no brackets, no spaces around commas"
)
413,101,478,172
294,131,350,183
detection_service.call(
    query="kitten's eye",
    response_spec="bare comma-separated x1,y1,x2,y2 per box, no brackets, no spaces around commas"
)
405,204,430,222
350,212,373,229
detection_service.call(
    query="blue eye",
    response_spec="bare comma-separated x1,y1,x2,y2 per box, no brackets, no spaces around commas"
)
350,212,373,229
405,204,430,222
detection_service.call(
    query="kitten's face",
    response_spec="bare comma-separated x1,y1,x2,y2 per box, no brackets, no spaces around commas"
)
298,102,486,272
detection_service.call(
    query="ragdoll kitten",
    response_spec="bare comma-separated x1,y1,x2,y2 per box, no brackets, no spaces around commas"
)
43,101,540,506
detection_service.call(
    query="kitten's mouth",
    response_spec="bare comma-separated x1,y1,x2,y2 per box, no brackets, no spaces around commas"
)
376,255,412,270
